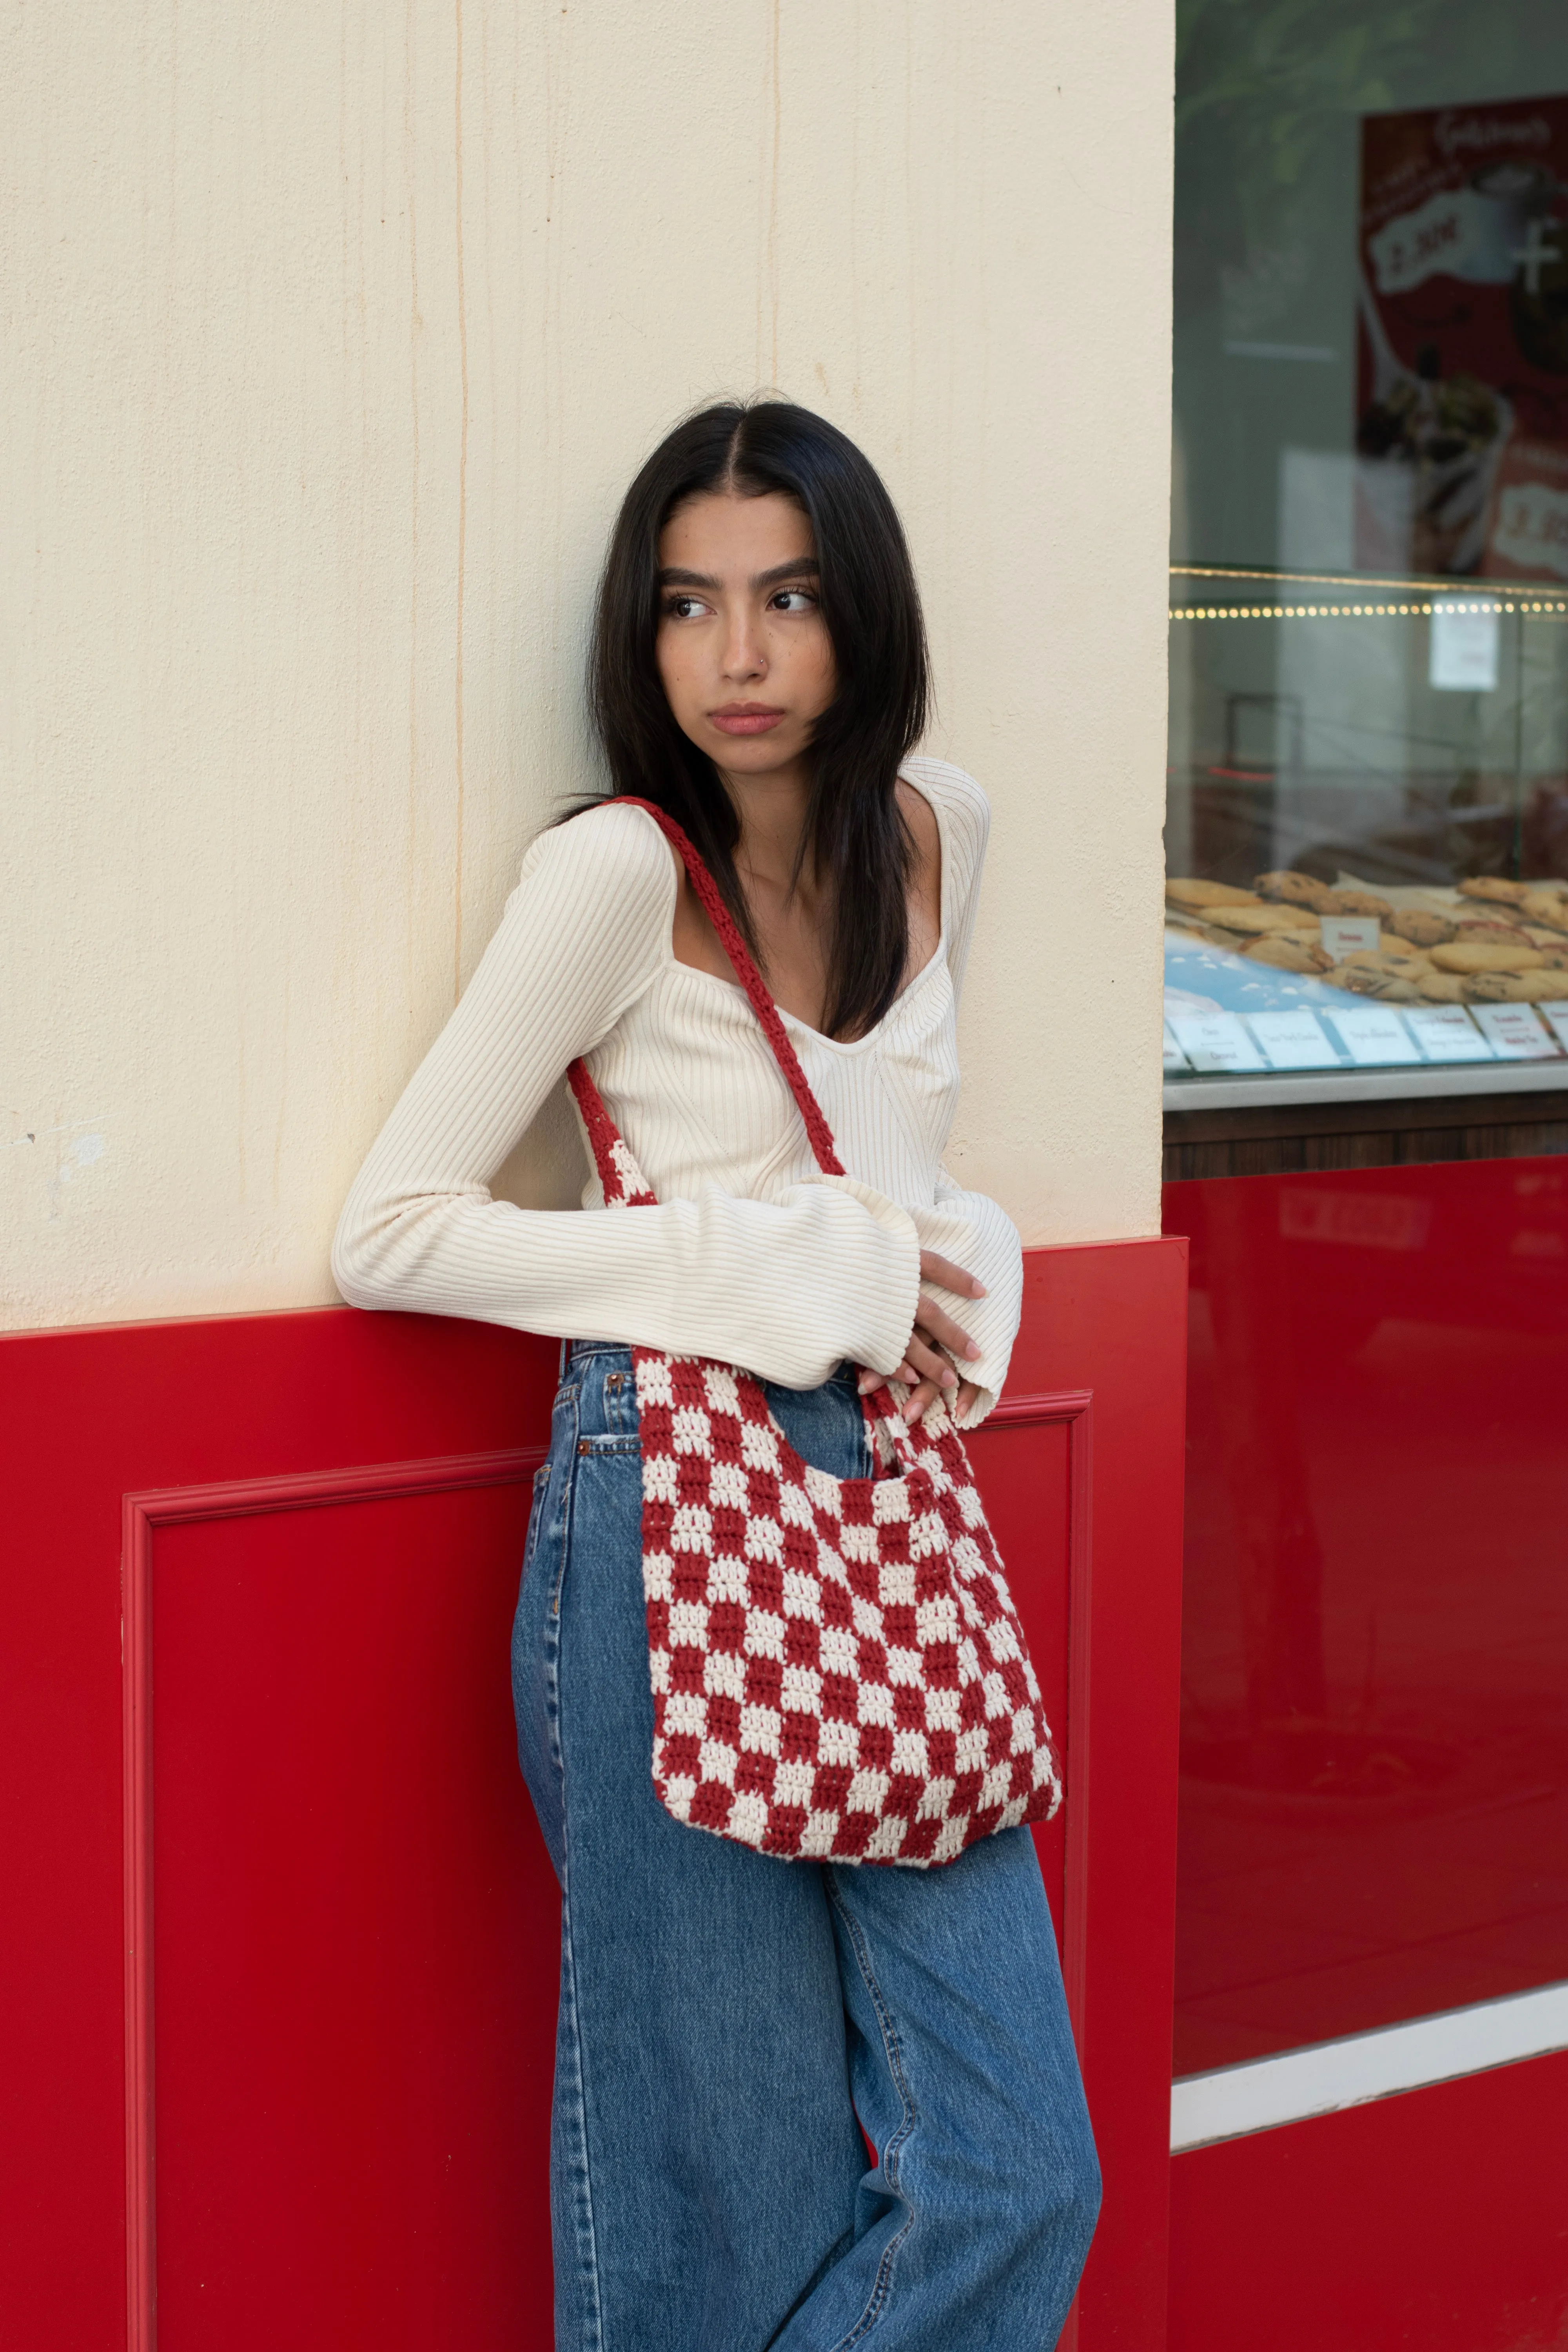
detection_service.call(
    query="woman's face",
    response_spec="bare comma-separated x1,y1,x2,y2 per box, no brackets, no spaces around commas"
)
655,489,836,779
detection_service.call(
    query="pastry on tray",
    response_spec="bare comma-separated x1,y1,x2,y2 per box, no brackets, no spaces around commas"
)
1431,942,1543,973
1322,960,1421,1001
1165,878,1261,910
1388,908,1457,947
1521,891,1568,934
1464,969,1568,1003
1320,887,1395,919
1243,936,1332,973
1253,869,1337,911
1202,904,1310,935
1455,918,1529,943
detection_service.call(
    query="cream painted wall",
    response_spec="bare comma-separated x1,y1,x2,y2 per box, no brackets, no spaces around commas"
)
2,1,1173,1334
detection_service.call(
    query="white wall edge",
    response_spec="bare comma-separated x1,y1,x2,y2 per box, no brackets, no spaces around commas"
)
1171,1978,1568,2152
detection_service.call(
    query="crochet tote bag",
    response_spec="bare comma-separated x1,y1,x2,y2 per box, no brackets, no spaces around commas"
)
565,800,1061,1869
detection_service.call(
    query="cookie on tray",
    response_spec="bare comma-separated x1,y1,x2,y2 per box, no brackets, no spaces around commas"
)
1243,936,1330,973
1253,869,1336,911
1431,942,1544,973
1165,878,1261,910
1320,887,1395,919
1388,908,1457,947
1323,960,1421,1001
1521,890,1568,934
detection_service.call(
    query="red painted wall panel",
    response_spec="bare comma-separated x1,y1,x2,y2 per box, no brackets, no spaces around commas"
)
2,1238,1185,2352
149,1488,555,2350
1,1310,552,2352
1167,2053,1568,2352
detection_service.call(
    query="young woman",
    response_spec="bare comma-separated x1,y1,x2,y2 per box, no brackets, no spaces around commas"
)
334,401,1099,2351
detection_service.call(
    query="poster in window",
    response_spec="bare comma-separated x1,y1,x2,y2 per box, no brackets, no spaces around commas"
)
1357,95,1568,580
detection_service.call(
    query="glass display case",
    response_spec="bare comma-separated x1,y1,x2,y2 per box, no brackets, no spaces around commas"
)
1165,573,1568,1091
1167,0,1568,1103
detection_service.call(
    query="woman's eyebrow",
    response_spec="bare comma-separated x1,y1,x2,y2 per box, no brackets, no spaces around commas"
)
657,558,820,592
753,557,819,589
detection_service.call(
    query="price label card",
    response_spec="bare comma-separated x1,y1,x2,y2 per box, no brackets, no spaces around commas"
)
1162,1021,1192,1073
1470,1004,1562,1060
1320,916,1381,960
1537,1001,1568,1054
1167,1011,1267,1074
1402,1005,1495,1062
1326,1005,1422,1065
1246,1009,1341,1069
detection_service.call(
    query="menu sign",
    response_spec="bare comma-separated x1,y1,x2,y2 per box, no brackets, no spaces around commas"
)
1357,95,1568,579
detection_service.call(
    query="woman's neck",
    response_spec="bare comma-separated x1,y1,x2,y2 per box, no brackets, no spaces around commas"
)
719,761,817,900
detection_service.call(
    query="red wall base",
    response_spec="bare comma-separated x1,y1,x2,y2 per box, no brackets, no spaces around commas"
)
2,1237,1186,2352
1169,2053,1568,2352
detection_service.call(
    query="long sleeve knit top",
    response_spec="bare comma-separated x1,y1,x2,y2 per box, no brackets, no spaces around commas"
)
332,756,1023,1424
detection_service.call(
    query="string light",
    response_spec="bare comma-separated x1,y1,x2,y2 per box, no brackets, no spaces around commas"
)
1167,566,1568,622
1169,595,1568,620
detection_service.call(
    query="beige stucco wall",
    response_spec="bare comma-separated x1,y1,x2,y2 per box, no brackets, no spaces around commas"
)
2,1,1173,1334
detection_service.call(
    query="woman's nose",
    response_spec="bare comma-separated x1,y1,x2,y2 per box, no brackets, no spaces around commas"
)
720,608,766,680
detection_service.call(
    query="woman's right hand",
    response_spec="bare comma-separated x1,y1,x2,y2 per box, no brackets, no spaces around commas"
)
859,1249,986,1425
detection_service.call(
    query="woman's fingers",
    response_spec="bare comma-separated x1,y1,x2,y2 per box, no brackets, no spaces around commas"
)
857,1356,986,1430
918,1248,987,1300
915,1298,982,1365
904,1330,958,1389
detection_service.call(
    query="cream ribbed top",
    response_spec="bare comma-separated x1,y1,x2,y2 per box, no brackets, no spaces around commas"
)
332,757,1022,1424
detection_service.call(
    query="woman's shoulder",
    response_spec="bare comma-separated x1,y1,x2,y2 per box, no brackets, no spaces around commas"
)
898,755,990,900
515,795,680,911
495,797,678,989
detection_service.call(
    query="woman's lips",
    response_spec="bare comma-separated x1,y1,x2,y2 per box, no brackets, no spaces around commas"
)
709,705,786,736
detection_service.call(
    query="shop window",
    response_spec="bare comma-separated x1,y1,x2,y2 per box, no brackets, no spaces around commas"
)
1168,1,1568,2091
1169,2,1568,1092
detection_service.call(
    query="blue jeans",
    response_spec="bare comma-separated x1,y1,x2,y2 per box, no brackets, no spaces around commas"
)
512,1343,1100,2352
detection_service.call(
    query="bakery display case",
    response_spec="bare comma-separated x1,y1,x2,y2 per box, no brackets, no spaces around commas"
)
1165,573,1568,1098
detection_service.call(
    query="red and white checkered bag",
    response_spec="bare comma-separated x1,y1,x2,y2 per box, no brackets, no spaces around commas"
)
566,800,1060,1868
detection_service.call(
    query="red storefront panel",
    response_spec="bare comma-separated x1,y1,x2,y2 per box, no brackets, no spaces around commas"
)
1168,2050,1568,2352
1164,1156,1568,2077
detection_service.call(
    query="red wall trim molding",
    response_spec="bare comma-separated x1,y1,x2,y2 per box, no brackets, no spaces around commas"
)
986,1389,1094,2053
120,1448,543,2352
982,1387,1094,2352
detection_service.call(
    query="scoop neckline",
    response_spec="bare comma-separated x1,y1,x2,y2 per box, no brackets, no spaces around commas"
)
655,771,952,1056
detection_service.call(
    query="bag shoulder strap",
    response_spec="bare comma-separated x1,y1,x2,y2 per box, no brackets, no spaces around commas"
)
568,796,845,1186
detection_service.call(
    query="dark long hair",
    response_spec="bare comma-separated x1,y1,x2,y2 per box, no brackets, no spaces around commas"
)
588,399,930,1040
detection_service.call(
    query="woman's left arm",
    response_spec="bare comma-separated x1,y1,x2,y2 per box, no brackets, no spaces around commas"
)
895,760,1025,1426
907,1175,1024,1427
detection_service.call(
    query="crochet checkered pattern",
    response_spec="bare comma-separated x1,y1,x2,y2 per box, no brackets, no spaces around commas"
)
566,799,1060,1867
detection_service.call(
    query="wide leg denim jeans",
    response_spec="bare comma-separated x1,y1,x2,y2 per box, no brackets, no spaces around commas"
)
513,1344,1100,2352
